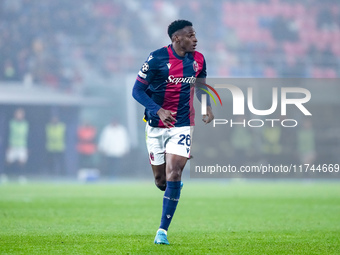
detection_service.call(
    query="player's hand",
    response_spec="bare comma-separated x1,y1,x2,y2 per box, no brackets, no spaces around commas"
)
202,106,214,124
157,108,177,128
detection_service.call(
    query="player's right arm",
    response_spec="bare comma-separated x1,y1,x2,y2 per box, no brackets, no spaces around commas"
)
132,54,176,128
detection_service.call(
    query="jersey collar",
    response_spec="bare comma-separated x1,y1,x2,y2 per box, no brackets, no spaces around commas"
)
170,44,187,60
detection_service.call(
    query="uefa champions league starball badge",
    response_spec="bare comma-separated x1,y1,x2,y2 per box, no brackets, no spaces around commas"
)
142,62,149,72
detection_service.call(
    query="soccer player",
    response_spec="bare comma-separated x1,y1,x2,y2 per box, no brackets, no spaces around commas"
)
132,20,214,245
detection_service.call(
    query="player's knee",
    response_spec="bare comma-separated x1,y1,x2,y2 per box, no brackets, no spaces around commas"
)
155,183,166,191
155,180,166,191
166,158,185,181
154,176,166,191
167,168,182,181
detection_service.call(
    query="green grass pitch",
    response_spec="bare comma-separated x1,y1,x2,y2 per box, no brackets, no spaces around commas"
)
0,181,339,254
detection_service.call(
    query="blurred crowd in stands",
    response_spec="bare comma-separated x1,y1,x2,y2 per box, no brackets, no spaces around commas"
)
1,0,339,91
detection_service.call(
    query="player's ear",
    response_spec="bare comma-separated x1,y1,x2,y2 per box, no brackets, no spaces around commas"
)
172,34,177,43
172,33,180,43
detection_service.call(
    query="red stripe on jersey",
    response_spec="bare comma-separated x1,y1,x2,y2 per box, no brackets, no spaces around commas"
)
189,52,205,126
137,76,148,85
189,85,195,126
193,51,205,76
158,47,183,127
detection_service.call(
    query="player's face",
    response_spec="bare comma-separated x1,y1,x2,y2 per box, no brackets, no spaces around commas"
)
176,26,198,53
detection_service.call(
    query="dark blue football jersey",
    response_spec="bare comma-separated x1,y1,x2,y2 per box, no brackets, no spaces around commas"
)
137,44,206,128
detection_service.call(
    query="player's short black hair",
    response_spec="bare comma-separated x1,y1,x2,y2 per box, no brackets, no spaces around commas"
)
168,20,193,39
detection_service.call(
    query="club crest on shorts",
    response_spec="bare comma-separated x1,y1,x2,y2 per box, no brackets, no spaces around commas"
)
193,61,198,72
150,152,154,161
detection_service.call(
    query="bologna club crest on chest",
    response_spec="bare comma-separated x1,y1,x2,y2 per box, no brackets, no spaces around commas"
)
193,61,199,72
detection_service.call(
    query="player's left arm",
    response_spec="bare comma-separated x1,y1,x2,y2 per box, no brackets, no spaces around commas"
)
203,105,214,124
196,58,214,124
197,78,214,124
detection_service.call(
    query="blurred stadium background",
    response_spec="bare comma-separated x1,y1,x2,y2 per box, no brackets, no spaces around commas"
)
1,0,340,180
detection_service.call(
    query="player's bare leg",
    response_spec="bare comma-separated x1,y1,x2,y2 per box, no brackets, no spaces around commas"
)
152,164,166,191
165,154,187,181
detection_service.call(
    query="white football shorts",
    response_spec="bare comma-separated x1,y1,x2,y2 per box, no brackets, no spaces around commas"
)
145,123,193,165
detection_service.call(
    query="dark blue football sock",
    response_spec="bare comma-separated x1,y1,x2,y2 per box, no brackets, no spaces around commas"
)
159,181,181,231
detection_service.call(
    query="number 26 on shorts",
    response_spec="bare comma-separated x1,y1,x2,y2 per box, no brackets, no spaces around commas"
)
178,134,191,146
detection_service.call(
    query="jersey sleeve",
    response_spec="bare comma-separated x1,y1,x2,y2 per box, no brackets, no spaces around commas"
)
197,58,207,78
136,53,159,85
132,79,161,116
